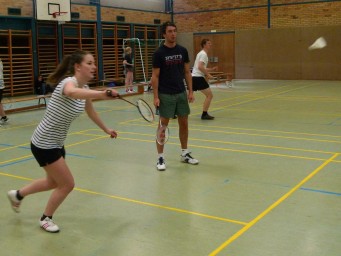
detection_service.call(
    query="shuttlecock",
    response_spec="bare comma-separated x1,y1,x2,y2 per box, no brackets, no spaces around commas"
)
308,37,327,50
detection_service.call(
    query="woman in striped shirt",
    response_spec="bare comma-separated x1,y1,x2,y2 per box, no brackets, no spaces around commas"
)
7,50,119,233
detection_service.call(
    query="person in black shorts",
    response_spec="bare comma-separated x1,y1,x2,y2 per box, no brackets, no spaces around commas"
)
123,46,134,93
192,39,217,120
7,50,119,233
151,21,199,171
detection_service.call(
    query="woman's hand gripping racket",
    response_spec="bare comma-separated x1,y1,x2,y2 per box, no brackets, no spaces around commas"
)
155,107,170,145
106,90,154,122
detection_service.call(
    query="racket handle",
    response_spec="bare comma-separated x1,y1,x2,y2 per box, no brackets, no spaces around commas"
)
106,90,120,98
155,107,160,115
106,89,113,97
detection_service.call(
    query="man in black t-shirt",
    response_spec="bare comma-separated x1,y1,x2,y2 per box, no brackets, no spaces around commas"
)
151,21,199,171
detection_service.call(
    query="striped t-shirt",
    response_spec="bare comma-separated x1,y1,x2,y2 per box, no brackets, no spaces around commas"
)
31,76,87,149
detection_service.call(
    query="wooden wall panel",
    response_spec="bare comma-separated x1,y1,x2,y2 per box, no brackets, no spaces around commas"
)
193,34,235,77
235,25,341,80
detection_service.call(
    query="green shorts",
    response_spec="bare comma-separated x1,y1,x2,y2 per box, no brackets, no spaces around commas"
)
159,91,190,118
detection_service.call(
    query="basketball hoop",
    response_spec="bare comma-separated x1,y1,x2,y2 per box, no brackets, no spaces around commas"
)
52,11,68,18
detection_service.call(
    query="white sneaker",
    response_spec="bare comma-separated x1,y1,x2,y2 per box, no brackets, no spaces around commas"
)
7,190,21,213
181,152,199,165
156,157,166,171
40,217,60,233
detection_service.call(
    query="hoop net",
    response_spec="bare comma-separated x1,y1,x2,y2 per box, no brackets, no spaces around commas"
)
52,11,68,18
51,12,68,25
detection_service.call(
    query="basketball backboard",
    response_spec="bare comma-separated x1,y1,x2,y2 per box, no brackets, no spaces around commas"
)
35,0,71,22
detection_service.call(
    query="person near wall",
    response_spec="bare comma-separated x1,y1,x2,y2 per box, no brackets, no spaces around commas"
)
0,58,9,125
151,21,199,171
191,39,217,120
35,74,46,95
7,50,119,233
123,46,134,93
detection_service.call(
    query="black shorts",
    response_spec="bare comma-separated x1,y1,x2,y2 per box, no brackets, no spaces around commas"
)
192,76,209,91
31,142,65,167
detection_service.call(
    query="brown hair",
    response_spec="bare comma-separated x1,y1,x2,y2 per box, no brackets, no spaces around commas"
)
47,49,90,86
124,47,132,55
161,21,177,35
201,39,210,48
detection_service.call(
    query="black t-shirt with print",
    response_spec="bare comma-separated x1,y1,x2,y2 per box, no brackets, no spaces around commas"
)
124,54,133,72
152,44,189,94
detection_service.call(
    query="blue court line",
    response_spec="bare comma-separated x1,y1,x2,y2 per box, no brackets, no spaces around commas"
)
1,143,95,158
0,157,34,167
66,153,95,159
0,153,95,168
299,187,341,196
201,178,341,198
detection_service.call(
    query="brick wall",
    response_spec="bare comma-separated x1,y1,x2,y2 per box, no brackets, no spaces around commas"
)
0,1,170,26
0,0,33,16
271,2,341,28
71,5,97,21
101,7,170,24
174,0,341,32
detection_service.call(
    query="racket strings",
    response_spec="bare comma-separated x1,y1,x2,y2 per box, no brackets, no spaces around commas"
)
156,122,169,145
136,99,154,122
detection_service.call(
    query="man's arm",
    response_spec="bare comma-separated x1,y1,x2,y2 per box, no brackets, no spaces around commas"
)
151,67,160,107
184,62,194,103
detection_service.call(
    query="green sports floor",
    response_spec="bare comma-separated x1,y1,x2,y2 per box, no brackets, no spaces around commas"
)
0,80,340,256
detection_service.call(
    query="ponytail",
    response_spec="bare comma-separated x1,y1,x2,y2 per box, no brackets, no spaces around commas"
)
47,49,90,87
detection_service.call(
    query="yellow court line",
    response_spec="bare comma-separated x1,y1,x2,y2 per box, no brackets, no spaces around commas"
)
0,142,31,152
187,143,328,162
125,122,341,145
77,129,334,160
1,132,339,166
131,121,341,140
0,172,33,181
0,122,37,131
189,137,338,155
0,135,110,165
0,171,246,226
190,83,294,111
189,127,341,145
75,188,248,226
75,133,339,162
220,106,341,118
195,84,313,115
209,153,339,256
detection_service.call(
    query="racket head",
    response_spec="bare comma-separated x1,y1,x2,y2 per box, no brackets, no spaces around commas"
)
136,99,154,122
156,121,170,145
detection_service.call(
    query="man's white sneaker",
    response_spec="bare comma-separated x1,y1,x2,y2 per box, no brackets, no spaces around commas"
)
40,217,60,233
156,157,166,171
7,190,21,213
181,153,199,165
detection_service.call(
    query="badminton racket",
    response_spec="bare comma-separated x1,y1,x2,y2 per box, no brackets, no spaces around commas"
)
106,90,154,122
156,118,170,145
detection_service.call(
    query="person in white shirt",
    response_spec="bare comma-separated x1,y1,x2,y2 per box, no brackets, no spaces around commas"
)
191,39,217,120
0,58,9,124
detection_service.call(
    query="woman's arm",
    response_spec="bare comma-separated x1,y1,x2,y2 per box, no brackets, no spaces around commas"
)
63,81,118,100
85,99,117,138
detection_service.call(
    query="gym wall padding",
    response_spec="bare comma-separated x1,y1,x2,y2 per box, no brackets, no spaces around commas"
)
235,25,341,80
